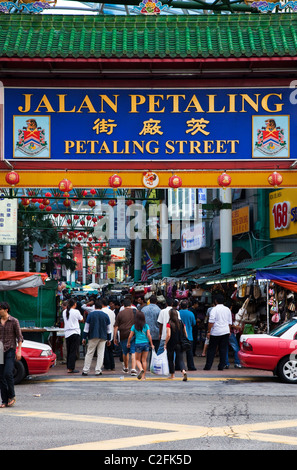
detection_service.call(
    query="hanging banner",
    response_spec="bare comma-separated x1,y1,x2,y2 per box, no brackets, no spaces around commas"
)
181,223,206,252
3,87,295,163
0,198,17,245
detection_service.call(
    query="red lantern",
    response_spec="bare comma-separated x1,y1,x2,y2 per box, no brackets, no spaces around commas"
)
218,172,232,188
45,192,52,198
5,171,19,186
108,199,116,207
126,199,133,206
74,215,79,220
21,198,30,207
59,179,72,193
88,200,96,208
45,206,52,212
86,215,92,221
168,175,182,189
268,171,283,188
39,203,45,210
81,190,88,197
109,174,122,189
66,218,72,224
80,220,85,226
63,199,71,207
43,198,50,206
90,188,96,195
92,217,97,223
58,178,73,193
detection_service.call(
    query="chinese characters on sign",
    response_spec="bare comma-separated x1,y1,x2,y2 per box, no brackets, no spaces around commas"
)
0,198,17,245
232,206,249,236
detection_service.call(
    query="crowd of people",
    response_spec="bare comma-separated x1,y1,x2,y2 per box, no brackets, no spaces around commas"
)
58,289,242,381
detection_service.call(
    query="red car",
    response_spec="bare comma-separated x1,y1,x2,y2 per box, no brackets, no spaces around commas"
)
14,339,56,384
238,318,297,384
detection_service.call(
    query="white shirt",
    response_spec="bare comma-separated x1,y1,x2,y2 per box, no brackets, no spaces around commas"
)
208,304,232,336
101,307,116,340
81,304,95,313
157,306,181,340
62,308,83,339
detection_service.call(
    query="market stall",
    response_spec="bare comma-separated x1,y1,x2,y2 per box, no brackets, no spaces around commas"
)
256,268,297,333
0,271,58,329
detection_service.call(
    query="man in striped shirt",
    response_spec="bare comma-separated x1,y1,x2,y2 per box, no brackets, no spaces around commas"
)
0,302,23,408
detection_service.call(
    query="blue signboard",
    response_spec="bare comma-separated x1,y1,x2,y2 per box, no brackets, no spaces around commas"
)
3,87,294,162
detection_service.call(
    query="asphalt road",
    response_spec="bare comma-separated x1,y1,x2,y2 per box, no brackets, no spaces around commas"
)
1,358,297,453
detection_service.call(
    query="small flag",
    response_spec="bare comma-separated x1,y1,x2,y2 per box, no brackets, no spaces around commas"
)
141,263,148,282
144,250,154,270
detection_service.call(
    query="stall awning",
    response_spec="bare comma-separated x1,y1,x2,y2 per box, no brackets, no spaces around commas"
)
0,271,48,297
256,268,297,293
247,253,293,269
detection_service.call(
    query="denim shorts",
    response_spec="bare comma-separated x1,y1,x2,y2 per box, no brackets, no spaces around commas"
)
135,343,150,353
120,338,135,355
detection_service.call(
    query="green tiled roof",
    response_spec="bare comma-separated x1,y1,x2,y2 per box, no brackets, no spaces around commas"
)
1,13,297,59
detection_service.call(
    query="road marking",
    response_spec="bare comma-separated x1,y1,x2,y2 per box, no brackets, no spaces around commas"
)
3,409,297,449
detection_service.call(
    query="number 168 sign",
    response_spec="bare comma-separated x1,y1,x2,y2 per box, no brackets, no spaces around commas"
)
269,189,297,238
272,201,291,230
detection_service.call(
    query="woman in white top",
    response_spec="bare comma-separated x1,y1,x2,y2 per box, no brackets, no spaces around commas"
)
62,298,83,373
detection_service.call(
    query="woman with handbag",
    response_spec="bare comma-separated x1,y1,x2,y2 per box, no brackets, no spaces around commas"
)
164,309,188,382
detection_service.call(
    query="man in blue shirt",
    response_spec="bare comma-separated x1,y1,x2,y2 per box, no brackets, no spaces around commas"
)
82,299,111,376
141,295,161,352
179,300,197,371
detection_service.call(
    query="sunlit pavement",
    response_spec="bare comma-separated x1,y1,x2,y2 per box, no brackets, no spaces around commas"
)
31,351,273,382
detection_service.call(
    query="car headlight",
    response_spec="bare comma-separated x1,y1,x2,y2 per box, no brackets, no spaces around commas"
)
40,349,53,357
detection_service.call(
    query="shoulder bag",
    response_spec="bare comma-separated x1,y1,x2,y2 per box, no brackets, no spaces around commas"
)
179,320,191,352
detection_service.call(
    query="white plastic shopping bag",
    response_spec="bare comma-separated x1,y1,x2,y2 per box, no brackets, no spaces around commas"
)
150,350,169,376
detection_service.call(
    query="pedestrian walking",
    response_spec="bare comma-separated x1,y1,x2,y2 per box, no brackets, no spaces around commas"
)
127,311,154,380
179,300,197,370
224,303,242,369
62,298,83,373
100,298,116,371
157,297,180,355
203,294,232,371
141,295,161,352
0,302,23,408
113,298,137,376
81,299,111,376
164,308,188,382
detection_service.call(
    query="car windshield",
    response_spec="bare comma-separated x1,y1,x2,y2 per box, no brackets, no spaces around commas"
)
270,319,297,337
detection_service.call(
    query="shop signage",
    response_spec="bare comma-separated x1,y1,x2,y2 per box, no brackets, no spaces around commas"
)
0,198,17,245
232,206,249,236
269,188,297,238
181,223,206,252
3,87,295,162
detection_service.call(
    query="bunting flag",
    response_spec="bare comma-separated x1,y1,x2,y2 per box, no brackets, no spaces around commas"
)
0,271,48,297
144,250,154,270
